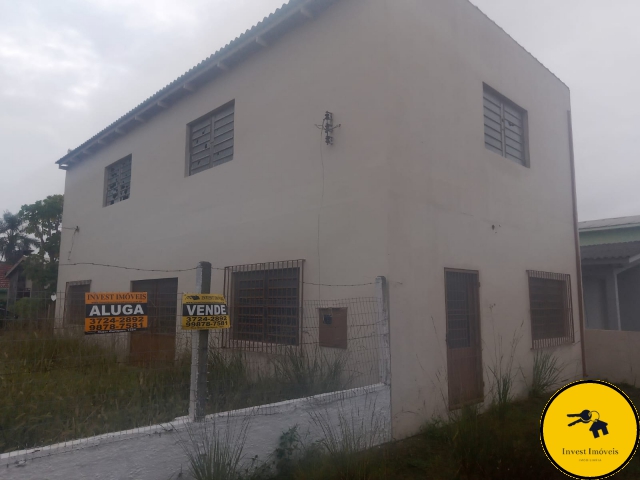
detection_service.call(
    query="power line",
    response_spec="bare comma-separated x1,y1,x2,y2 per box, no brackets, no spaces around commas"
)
58,262,201,273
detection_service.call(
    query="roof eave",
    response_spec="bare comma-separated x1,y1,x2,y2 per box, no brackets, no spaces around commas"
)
56,0,327,170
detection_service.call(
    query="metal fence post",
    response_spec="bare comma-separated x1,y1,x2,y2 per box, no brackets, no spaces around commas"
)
375,276,391,385
189,261,211,421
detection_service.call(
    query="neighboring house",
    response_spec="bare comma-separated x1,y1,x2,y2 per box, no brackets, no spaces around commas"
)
580,216,640,331
0,262,10,304
5,256,34,306
55,0,584,438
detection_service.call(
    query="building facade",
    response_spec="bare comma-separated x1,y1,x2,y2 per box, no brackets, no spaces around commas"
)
580,216,640,331
55,0,583,438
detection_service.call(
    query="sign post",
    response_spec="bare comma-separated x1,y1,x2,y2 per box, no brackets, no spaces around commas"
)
189,262,211,422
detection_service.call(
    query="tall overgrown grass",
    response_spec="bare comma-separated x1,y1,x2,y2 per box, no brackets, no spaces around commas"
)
529,350,563,398
206,346,351,415
0,327,191,453
180,417,251,480
1,326,354,454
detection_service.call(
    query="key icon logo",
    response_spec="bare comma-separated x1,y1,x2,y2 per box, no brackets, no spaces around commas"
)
566,410,609,438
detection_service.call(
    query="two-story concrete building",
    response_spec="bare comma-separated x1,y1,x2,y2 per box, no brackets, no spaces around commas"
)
55,0,584,438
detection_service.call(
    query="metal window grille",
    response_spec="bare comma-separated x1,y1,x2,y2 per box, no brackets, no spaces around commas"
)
483,85,527,166
64,280,91,326
528,270,574,349
445,271,480,350
104,155,132,206
188,102,234,175
223,260,303,350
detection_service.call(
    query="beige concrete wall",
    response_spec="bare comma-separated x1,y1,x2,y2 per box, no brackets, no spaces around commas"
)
57,0,390,304
382,0,583,436
585,329,640,385
57,0,584,439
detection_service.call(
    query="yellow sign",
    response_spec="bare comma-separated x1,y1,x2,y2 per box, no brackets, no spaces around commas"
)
84,292,148,335
181,293,230,330
541,380,639,479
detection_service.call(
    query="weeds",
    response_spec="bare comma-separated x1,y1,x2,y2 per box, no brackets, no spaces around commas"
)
529,350,563,398
272,346,350,398
487,315,523,414
180,417,251,480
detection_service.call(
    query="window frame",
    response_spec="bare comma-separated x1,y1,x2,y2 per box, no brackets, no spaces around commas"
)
103,155,132,207
483,84,530,167
223,260,304,351
185,100,235,177
64,280,91,327
527,270,575,349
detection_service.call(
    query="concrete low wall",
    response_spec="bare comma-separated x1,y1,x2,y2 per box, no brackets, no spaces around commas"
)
1,384,390,480
585,329,640,385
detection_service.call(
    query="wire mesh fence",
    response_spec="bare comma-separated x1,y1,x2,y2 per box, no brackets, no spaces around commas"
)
0,289,385,454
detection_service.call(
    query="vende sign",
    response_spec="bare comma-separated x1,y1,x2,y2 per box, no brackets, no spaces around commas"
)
84,292,148,335
181,293,230,330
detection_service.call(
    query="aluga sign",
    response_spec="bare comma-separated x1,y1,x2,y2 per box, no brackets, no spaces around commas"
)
85,292,148,335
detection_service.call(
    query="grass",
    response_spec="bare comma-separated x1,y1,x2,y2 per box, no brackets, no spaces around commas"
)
0,326,352,454
0,327,190,453
180,417,251,480
206,346,350,415
529,350,563,398
257,393,640,480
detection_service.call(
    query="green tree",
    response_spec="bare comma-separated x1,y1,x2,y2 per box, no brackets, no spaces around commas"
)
18,195,64,292
0,211,33,264
19,195,63,262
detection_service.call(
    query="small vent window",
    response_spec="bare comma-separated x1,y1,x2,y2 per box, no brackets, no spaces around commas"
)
483,85,528,166
188,102,235,175
104,155,132,206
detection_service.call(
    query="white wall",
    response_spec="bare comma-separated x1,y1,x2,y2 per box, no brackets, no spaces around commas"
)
382,0,583,436
1,384,390,480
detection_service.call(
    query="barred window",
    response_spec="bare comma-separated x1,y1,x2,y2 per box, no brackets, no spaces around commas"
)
64,280,91,326
528,271,574,349
104,155,132,206
225,260,302,347
188,101,234,175
483,85,528,166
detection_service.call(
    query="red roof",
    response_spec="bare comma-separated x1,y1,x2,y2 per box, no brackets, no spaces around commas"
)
0,262,11,289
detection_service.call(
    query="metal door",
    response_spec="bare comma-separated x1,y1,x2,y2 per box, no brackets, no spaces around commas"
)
445,269,483,409
130,278,178,364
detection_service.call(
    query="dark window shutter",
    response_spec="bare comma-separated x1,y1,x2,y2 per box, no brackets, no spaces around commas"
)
483,86,526,166
189,102,234,175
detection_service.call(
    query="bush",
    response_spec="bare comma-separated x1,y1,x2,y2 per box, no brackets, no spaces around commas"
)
13,297,51,320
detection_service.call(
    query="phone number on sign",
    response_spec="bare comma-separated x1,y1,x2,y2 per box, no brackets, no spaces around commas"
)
86,316,147,332
183,315,229,329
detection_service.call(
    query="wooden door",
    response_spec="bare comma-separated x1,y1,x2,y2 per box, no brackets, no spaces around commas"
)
130,278,178,365
445,269,483,409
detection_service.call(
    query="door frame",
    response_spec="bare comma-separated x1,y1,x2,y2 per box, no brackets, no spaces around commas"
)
444,268,484,410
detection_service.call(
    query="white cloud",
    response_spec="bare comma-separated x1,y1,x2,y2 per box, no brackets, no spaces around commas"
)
84,0,212,32
0,21,103,110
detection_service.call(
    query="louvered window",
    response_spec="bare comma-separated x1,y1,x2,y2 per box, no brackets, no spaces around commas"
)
188,102,235,175
104,155,132,206
483,86,528,166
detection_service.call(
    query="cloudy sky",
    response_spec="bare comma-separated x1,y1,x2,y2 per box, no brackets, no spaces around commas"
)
0,0,637,221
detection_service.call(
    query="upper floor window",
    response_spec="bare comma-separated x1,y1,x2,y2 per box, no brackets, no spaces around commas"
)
527,270,574,349
188,101,235,176
483,85,528,166
104,155,132,206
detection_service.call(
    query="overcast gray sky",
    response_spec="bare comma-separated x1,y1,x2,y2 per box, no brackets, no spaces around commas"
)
0,0,637,221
